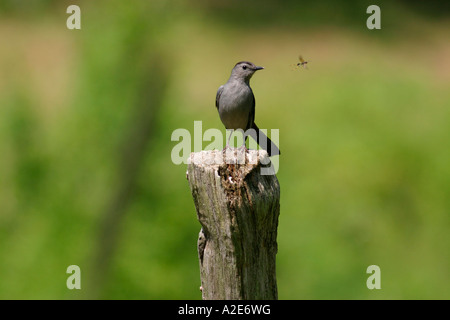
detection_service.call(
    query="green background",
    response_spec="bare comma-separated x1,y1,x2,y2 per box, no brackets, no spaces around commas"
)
0,0,449,299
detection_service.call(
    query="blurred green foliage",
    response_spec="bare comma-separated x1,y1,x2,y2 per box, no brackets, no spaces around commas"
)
0,0,449,299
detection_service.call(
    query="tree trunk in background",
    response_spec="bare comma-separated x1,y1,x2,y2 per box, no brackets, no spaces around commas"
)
89,54,169,299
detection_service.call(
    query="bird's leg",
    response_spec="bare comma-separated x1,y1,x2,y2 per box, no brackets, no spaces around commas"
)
223,130,239,164
223,129,233,152
238,143,248,154
238,132,248,153
227,130,233,149
227,130,234,149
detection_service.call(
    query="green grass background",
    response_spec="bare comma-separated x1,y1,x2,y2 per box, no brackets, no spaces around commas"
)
0,0,449,299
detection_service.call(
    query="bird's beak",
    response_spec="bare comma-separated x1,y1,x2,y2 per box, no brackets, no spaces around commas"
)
254,66,264,71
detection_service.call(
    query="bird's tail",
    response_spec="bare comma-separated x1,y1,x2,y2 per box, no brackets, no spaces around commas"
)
246,123,281,157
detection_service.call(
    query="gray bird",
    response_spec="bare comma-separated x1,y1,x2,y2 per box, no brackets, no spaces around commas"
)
216,61,280,156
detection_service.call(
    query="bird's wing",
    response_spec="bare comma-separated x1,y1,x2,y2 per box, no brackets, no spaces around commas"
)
244,90,257,143
215,85,224,110
247,89,256,130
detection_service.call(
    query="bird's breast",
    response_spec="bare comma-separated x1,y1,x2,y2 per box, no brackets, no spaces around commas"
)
218,83,253,130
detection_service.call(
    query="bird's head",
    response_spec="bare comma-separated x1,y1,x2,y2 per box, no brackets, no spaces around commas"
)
230,61,264,82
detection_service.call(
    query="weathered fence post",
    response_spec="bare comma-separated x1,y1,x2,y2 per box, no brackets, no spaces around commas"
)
187,149,280,300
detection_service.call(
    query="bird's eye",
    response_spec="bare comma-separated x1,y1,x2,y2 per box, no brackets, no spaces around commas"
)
242,65,247,70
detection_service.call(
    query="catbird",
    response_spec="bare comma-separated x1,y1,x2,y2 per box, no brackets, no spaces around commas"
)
215,61,280,156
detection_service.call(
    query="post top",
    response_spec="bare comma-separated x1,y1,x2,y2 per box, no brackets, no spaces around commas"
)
188,149,269,167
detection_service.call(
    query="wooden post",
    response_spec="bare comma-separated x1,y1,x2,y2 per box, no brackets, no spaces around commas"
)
187,149,280,300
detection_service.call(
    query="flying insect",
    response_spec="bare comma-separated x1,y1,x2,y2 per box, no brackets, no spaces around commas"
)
296,55,309,69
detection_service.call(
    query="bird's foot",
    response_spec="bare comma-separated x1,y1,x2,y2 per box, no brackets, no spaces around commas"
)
222,145,234,156
238,144,248,154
